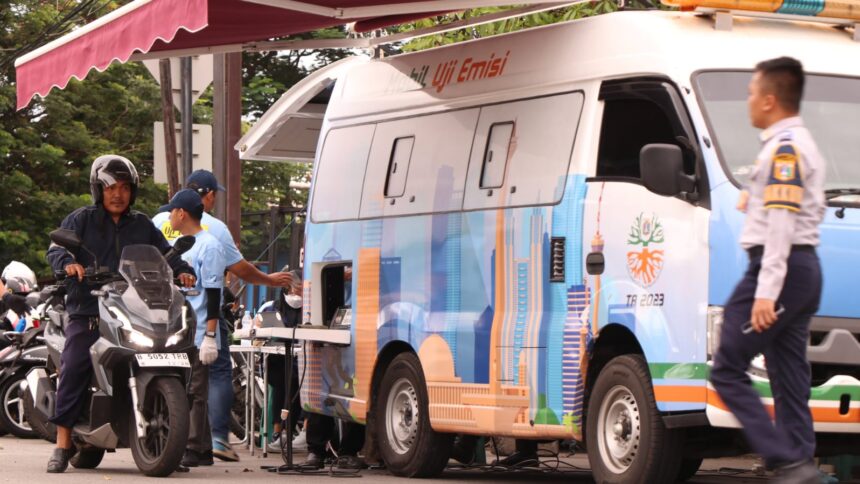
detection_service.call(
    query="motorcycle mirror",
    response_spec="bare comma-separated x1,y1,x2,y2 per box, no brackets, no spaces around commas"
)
174,235,196,255
25,292,40,308
49,228,82,249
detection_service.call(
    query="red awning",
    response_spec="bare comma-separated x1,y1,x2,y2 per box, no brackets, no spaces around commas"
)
14,0,453,110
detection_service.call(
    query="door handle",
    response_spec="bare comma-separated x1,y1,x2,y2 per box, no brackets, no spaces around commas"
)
586,252,605,276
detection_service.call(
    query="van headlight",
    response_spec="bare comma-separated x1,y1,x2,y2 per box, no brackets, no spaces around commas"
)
707,306,724,357
108,307,155,348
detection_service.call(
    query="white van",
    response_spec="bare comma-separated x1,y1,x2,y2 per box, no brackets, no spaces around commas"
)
240,8,860,482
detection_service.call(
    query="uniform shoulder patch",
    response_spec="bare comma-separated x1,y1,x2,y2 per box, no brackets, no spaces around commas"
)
764,142,803,212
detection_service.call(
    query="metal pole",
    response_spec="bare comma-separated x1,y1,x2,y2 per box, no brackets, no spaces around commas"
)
158,59,180,198
212,55,228,220
180,56,193,183
262,351,269,458
249,348,256,456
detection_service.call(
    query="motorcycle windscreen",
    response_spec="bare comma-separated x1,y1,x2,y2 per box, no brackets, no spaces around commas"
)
116,244,181,333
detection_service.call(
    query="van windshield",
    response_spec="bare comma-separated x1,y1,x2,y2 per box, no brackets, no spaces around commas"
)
694,71,860,199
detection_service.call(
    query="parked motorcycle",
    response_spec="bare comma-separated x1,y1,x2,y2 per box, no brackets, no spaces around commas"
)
26,229,197,476
0,325,47,438
21,283,68,443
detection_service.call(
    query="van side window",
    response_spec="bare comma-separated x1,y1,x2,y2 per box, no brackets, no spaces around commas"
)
311,124,376,223
463,91,584,211
384,136,414,197
480,122,514,189
595,80,698,182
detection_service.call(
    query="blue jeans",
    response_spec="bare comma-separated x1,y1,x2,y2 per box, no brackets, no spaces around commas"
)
208,321,233,443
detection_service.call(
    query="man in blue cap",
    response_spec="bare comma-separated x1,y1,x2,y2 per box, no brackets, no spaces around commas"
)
152,169,295,465
162,189,226,470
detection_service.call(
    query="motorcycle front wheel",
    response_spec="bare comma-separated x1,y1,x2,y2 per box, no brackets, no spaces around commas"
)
128,377,189,477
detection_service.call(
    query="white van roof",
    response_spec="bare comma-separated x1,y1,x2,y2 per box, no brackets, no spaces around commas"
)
242,10,859,162
328,10,860,122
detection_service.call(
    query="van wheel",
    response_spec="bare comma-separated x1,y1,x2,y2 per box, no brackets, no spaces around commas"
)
128,377,189,477
586,355,683,484
375,352,453,477
71,446,106,469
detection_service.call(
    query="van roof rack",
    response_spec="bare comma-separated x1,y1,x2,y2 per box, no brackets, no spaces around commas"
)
661,0,860,41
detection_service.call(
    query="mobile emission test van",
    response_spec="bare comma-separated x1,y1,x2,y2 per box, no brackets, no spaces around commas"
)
238,4,860,482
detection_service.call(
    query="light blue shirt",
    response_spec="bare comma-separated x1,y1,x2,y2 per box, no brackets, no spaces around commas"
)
181,230,226,347
152,211,243,267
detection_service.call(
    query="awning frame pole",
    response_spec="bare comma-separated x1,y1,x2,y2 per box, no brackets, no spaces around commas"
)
242,0,570,18
129,1,582,60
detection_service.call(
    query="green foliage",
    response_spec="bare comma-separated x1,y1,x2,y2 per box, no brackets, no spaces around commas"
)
390,2,620,52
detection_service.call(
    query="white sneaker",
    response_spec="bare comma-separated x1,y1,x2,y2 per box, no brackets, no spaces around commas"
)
267,434,284,452
292,429,307,451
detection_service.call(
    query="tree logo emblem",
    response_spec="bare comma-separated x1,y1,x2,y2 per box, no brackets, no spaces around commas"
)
626,213,665,287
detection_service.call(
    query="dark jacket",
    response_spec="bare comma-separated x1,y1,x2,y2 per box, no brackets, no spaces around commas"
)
47,205,194,318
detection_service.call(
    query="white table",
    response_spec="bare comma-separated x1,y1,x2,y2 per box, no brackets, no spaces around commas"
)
229,324,350,457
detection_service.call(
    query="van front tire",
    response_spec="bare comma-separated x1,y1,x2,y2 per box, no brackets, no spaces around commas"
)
586,354,683,484
375,352,453,477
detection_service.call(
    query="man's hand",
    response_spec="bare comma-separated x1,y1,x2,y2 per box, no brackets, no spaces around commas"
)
178,273,196,288
199,334,218,365
736,190,750,213
750,298,777,333
65,263,85,282
267,271,295,288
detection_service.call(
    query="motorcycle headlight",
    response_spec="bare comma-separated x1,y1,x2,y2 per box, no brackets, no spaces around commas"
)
108,307,154,348
707,306,724,358
166,304,190,347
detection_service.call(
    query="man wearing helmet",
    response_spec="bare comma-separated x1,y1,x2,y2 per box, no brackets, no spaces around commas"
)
45,155,197,473
0,261,39,334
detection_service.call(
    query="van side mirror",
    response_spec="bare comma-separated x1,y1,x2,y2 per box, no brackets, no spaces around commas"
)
639,144,697,200
49,228,82,249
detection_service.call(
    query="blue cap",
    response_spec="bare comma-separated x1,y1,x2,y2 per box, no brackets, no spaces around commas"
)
158,189,204,219
186,170,225,194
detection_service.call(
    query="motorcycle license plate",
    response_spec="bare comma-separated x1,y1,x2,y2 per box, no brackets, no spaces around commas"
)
135,353,190,368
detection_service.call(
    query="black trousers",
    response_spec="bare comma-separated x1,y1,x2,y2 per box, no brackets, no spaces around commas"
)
266,353,302,434
50,316,99,428
306,412,365,456
186,347,211,454
711,248,821,469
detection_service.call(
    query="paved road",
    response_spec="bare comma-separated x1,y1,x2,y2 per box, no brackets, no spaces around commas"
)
0,434,775,483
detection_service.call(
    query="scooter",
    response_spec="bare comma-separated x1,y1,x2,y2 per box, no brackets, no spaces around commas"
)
0,325,47,438
20,283,68,443
26,229,197,476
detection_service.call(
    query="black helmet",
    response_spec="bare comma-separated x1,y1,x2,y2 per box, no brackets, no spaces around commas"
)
89,155,139,205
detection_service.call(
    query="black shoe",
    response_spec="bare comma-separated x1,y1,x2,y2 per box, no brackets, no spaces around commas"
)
199,450,214,466
300,452,324,469
46,448,76,473
181,450,200,468
336,455,366,471
494,450,539,467
774,460,819,484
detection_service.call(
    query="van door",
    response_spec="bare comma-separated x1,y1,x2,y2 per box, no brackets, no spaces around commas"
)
581,79,710,412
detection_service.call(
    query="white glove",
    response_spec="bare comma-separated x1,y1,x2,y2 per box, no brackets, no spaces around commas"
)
199,335,218,365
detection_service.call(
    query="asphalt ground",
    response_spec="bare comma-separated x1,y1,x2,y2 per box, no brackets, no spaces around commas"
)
0,433,785,483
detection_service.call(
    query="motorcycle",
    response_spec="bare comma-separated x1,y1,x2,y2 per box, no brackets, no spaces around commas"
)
0,324,47,438
21,283,68,443
26,228,197,476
